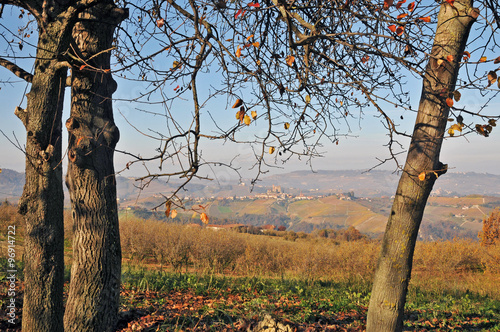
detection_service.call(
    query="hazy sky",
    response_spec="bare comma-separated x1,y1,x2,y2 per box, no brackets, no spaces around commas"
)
1,5,499,182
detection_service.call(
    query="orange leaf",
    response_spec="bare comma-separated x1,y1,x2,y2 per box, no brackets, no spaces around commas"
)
286,55,295,66
246,34,254,41
174,85,180,91
462,51,471,61
232,99,243,108
248,2,260,7
408,1,415,11
361,55,370,64
235,9,243,19
76,137,84,147
397,13,408,20
165,201,171,218
103,69,111,73
171,209,178,218
252,41,260,47
396,26,404,36
419,16,431,22
396,0,406,9
269,146,275,154
156,18,165,28
388,25,397,33
480,56,487,62
446,98,454,107
418,172,426,181
236,46,242,58
446,55,454,62
200,212,209,224
79,64,86,71
445,0,454,5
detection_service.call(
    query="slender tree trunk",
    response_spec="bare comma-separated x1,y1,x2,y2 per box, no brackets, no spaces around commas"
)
63,3,127,331
366,1,478,331
17,18,73,332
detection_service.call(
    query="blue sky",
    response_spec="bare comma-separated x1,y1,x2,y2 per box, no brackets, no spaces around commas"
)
1,3,499,182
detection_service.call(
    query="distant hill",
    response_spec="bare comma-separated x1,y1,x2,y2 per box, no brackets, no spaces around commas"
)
2,168,500,201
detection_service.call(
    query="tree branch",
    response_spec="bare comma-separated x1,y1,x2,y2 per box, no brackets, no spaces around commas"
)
0,57,33,82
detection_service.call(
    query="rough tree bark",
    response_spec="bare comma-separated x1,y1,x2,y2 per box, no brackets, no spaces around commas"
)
367,1,479,331
64,2,127,331
2,2,80,330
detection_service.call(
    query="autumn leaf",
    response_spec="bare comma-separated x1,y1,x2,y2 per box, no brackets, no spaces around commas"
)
448,123,463,136
361,55,370,64
235,9,243,19
305,95,311,104
419,16,431,22
236,46,242,58
236,110,245,123
383,0,394,10
396,26,404,36
446,98,454,107
488,119,497,127
286,55,295,66
487,71,497,86
165,201,172,218
284,122,290,129
479,56,487,62
200,212,209,224
446,55,454,62
445,0,455,6
453,90,461,102
408,1,415,11
269,146,275,154
397,13,408,20
248,2,260,7
174,85,180,91
156,18,165,28
232,99,243,108
462,51,471,61
246,34,254,41
494,56,500,64
418,172,426,181
251,110,257,120
171,209,178,218
79,64,86,71
388,25,397,33
243,115,251,125
252,42,260,47
396,0,406,9
437,59,444,67
103,69,111,73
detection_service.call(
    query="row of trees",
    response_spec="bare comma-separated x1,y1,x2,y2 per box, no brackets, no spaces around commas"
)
1,0,499,331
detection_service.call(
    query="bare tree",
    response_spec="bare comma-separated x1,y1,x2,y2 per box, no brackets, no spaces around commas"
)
117,0,499,331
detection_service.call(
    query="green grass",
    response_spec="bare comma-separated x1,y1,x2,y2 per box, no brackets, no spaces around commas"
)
119,265,500,331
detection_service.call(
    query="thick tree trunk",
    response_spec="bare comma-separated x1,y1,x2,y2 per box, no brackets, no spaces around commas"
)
366,1,478,331
17,18,73,332
63,3,127,332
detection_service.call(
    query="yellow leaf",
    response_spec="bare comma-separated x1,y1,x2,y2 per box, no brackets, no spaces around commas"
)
284,122,290,129
244,115,251,125
192,212,198,219
269,146,275,154
251,110,257,120
437,59,444,67
200,212,209,224
236,110,245,123
171,209,178,218
418,172,426,181
480,56,487,63
305,95,311,104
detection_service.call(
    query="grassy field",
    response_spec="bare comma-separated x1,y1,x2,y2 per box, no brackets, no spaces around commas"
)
1,203,500,331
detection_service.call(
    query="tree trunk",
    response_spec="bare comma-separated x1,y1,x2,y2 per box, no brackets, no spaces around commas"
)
63,3,127,332
18,18,73,332
366,1,478,331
